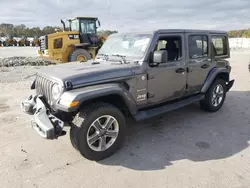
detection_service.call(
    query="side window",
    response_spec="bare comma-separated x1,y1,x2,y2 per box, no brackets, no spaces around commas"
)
188,35,208,59
155,36,182,61
80,21,96,34
211,35,228,56
54,38,62,49
156,40,167,50
87,22,96,34
81,22,87,33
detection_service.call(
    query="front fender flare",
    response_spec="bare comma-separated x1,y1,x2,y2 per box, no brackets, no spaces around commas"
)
56,83,138,115
201,67,229,93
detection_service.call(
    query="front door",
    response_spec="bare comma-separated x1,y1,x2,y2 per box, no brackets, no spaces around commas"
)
186,33,213,95
147,33,187,105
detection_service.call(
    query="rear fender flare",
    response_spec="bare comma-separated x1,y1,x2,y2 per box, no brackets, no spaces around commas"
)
56,83,138,115
201,67,229,93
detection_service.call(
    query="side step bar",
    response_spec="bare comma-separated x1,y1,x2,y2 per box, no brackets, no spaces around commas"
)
134,94,205,121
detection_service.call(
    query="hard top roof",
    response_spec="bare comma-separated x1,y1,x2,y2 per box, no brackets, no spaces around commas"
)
157,29,227,34
111,29,227,36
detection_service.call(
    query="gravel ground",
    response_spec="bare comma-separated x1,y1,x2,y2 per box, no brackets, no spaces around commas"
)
0,47,250,188
0,47,55,68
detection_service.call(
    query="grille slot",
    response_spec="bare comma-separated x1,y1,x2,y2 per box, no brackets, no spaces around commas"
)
35,75,54,103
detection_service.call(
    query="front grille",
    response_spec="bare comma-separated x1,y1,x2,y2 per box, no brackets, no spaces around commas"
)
39,35,48,52
35,75,54,104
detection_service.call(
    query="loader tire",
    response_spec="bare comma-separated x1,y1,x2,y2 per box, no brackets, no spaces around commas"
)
69,49,92,62
69,49,91,62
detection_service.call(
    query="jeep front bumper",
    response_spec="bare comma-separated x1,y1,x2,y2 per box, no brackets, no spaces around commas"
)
20,95,65,139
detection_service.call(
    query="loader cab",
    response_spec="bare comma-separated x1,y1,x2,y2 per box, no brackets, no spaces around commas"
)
69,17,100,46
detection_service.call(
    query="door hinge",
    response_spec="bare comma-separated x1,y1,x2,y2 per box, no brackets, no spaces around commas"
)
186,84,188,89
147,92,155,98
186,67,189,73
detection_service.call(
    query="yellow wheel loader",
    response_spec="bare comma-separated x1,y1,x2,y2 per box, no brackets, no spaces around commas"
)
18,37,30,46
18,38,25,46
3,37,17,46
32,37,40,47
37,17,107,63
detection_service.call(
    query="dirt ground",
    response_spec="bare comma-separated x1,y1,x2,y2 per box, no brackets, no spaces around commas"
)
0,48,250,188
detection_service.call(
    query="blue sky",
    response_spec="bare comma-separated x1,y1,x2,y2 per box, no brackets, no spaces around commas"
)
1,0,250,31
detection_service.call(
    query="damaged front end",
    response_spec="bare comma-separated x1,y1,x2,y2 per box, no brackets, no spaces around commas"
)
20,94,66,139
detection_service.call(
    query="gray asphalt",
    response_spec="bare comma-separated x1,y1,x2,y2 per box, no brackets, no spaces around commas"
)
0,48,250,188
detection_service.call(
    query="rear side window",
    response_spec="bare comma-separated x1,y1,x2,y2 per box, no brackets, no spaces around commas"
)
211,35,228,57
188,35,208,59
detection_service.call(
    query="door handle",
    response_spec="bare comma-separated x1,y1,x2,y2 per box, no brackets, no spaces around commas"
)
175,68,185,73
201,64,209,69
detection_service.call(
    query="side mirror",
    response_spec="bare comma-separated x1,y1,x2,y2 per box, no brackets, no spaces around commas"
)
97,20,101,27
152,50,168,65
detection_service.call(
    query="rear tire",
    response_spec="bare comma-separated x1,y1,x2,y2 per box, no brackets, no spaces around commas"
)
200,79,227,112
70,102,126,161
69,49,92,62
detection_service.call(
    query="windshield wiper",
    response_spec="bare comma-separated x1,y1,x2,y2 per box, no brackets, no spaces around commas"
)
111,54,127,64
97,53,109,60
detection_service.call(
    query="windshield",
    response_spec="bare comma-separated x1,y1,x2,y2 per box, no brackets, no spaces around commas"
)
70,19,79,31
98,33,152,59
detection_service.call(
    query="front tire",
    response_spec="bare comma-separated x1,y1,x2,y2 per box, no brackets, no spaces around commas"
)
200,79,227,112
70,103,126,161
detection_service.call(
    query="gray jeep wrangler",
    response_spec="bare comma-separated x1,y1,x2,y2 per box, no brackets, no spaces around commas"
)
21,29,234,161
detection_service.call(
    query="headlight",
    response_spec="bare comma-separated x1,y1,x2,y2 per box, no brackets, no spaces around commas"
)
51,83,62,100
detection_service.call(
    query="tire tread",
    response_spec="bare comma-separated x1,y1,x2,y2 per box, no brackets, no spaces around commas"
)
200,78,227,112
70,102,126,161
69,48,92,62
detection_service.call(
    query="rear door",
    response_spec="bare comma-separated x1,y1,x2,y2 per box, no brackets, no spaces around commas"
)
185,33,213,95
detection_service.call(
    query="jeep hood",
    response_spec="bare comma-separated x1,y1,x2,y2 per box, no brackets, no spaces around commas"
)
37,60,135,87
